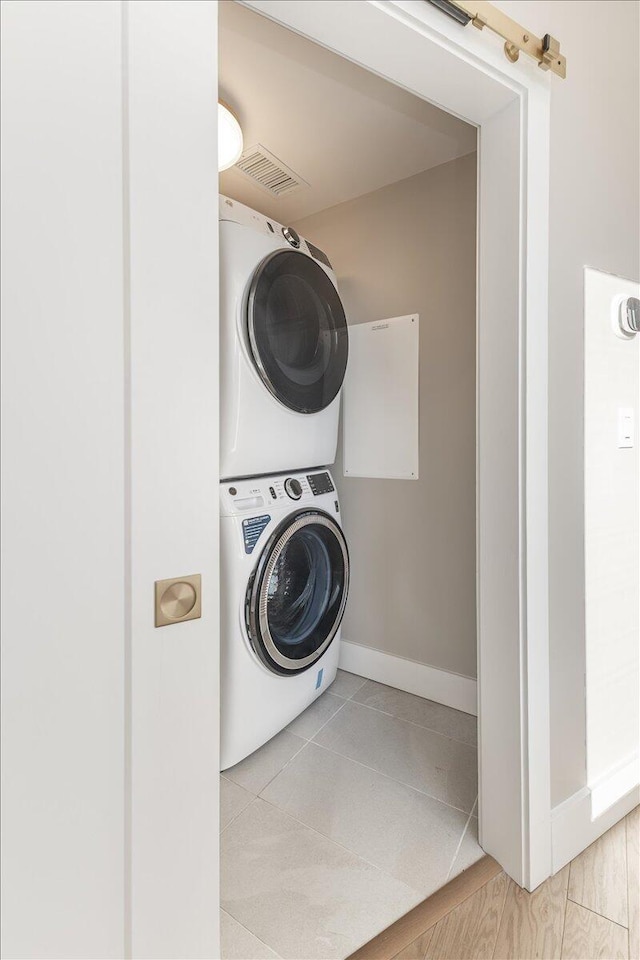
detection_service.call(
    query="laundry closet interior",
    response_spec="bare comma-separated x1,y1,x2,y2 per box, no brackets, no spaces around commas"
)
218,3,480,958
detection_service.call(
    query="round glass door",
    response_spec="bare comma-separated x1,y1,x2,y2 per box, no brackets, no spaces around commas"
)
246,510,350,674
247,250,349,414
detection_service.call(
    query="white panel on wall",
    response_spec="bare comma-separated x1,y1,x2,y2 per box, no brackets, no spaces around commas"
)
343,315,419,479
584,267,640,819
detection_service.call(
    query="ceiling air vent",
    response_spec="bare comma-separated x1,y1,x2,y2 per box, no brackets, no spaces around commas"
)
233,144,308,197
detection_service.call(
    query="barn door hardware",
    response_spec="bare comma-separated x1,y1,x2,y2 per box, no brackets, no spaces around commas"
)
426,0,566,78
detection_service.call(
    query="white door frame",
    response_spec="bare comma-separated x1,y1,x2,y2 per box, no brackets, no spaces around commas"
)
126,1,553,953
0,1,553,955
239,0,553,892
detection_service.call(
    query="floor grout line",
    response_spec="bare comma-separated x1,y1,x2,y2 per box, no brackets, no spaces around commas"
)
220,908,284,959
253,737,311,798
286,692,348,743
223,792,425,956
251,701,353,801
342,673,370,699
304,694,350,738
221,676,477,829
257,793,428,901
221,735,309,835
306,737,476,817
221,686,353,834
444,796,479,882
220,674,480,960
219,783,257,836
340,696,478,749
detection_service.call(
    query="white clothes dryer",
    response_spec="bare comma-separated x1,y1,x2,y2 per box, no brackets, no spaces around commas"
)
220,468,349,770
219,195,349,480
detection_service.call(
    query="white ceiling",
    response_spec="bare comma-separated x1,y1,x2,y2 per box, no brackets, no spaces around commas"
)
218,1,476,224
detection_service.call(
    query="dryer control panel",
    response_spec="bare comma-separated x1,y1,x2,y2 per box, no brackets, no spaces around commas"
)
218,194,333,273
220,469,338,518
306,471,335,496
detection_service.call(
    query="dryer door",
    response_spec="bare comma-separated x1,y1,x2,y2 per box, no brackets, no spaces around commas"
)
246,510,349,674
247,250,349,414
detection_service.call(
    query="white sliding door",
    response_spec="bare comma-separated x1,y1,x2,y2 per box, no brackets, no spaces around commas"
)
2,3,221,957
1,3,126,955
126,2,220,956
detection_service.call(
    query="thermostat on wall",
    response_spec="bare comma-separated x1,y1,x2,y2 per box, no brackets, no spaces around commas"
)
612,294,640,340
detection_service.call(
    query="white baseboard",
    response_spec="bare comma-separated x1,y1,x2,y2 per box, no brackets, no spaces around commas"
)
338,639,477,716
551,782,640,873
589,753,639,820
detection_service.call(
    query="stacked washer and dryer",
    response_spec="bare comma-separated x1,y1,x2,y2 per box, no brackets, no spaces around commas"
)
219,196,350,770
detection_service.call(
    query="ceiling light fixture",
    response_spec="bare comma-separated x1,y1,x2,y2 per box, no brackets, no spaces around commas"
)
218,100,243,172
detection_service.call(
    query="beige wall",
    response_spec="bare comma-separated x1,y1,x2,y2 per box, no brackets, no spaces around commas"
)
295,152,477,679
495,0,640,807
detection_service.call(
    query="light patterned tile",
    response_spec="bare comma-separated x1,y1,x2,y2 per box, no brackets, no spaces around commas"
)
223,729,304,795
285,692,345,740
221,799,419,960
220,776,253,831
314,700,477,813
262,741,469,894
330,669,368,699
220,910,280,960
353,680,477,746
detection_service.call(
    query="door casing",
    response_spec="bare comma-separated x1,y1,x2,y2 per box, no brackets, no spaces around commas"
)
237,0,553,891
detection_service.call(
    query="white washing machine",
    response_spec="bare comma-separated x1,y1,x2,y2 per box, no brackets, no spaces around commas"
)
219,195,349,481
220,468,349,770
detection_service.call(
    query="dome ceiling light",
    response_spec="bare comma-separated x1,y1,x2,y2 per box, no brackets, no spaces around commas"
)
218,100,243,172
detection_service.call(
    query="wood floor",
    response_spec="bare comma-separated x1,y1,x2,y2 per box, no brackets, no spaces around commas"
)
349,805,639,960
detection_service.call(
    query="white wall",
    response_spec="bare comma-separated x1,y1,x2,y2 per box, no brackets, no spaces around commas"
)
294,154,477,679
495,0,640,808
584,268,639,805
1,3,125,956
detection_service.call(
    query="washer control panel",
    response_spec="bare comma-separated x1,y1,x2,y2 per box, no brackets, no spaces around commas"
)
221,471,337,517
284,477,303,500
306,471,335,496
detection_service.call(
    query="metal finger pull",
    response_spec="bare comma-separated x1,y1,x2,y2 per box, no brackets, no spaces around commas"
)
155,574,202,627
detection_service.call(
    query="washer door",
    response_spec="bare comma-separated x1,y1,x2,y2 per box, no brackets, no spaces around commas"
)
246,510,350,675
247,250,349,414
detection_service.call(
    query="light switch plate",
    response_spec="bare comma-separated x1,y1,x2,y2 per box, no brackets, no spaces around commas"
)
618,407,634,448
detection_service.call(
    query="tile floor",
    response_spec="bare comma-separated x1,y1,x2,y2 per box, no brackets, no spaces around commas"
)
381,807,639,960
220,670,482,960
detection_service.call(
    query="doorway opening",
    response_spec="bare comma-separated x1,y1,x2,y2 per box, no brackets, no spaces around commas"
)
218,3,479,956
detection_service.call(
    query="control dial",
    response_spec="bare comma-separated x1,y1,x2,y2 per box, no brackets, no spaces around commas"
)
284,477,303,500
282,226,301,248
